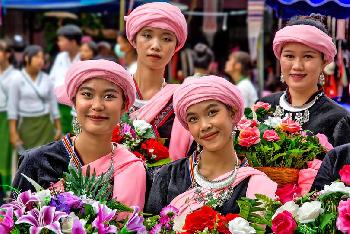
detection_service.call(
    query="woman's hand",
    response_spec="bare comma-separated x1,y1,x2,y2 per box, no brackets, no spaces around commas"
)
54,129,62,141
10,132,23,147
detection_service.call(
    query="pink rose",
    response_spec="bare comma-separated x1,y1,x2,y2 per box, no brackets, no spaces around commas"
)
272,210,297,234
253,101,271,112
339,165,350,186
276,184,301,204
279,118,302,134
238,127,260,147
337,198,350,233
316,133,334,151
263,130,280,142
237,118,258,130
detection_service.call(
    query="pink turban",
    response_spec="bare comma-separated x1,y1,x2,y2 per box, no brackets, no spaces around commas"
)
55,59,136,110
273,25,336,65
125,2,187,52
173,76,244,130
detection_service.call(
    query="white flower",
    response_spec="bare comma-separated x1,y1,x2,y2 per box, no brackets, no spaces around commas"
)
36,189,51,206
173,214,186,233
297,201,323,223
272,201,299,219
61,212,87,234
264,117,282,128
322,182,350,195
133,119,152,135
228,217,256,234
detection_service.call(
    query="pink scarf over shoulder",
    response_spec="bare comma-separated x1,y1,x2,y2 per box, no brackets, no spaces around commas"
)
81,145,147,210
170,167,277,217
130,84,192,160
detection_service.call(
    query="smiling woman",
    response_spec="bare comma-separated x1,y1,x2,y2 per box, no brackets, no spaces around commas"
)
12,60,147,211
145,76,277,216
259,15,350,147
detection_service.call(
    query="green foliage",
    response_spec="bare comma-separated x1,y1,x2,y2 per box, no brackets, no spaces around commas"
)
62,165,112,202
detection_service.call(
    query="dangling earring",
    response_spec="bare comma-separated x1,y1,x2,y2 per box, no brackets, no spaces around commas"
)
72,117,81,135
280,74,285,83
231,130,236,139
318,73,325,86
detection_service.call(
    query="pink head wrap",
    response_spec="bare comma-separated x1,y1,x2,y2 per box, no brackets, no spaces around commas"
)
173,76,244,130
55,59,136,110
125,2,187,52
273,25,336,65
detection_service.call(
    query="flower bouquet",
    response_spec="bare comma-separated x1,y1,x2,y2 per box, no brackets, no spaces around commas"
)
145,205,255,234
111,115,170,168
0,167,147,234
237,164,350,234
234,102,331,186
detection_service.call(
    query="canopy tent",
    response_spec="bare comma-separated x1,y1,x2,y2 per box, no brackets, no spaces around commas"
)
266,0,350,19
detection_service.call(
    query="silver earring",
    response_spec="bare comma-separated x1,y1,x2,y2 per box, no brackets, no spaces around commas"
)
231,130,236,139
196,142,201,153
280,74,285,83
318,73,325,86
72,117,81,135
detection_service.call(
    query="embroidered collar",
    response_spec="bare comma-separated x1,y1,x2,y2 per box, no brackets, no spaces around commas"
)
279,91,324,112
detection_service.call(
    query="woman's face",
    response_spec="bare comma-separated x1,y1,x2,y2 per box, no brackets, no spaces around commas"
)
75,78,125,136
280,42,326,92
186,100,234,152
80,43,94,61
117,36,133,54
135,27,177,69
0,50,9,64
28,51,45,71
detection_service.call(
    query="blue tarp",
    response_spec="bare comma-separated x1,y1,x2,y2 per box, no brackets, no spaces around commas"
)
266,0,350,19
2,0,116,9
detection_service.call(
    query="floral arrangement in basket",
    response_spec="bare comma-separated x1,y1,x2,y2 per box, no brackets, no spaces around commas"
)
144,204,255,233
111,114,170,167
233,102,332,186
0,167,147,234
236,164,350,234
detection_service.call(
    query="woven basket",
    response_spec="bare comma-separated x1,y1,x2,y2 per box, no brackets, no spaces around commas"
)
255,167,299,187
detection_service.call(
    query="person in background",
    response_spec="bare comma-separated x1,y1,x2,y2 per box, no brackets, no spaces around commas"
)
259,15,350,147
0,40,21,191
192,42,214,76
8,45,61,151
116,32,137,75
225,51,258,108
80,41,98,61
50,24,81,134
95,41,116,61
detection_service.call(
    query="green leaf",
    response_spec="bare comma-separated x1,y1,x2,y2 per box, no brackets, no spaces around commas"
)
319,213,336,230
147,158,171,167
21,173,44,192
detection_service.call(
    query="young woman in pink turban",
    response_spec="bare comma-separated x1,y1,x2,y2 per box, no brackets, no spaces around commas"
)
124,2,193,161
12,60,147,210
259,15,350,147
145,76,277,216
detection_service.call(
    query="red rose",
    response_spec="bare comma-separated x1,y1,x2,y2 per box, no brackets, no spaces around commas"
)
238,127,260,147
111,124,123,143
272,210,297,234
237,118,258,130
132,151,146,162
276,184,301,204
216,213,240,234
141,138,169,161
340,165,350,186
263,130,280,142
253,101,271,112
279,118,302,134
182,206,218,232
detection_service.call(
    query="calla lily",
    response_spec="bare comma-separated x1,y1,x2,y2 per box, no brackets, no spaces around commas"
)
91,204,117,234
16,206,67,234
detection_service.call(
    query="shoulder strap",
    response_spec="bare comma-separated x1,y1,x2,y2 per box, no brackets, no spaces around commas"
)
61,135,82,169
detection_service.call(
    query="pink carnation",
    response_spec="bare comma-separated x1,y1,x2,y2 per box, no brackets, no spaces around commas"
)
339,165,350,186
263,130,280,142
316,133,333,151
253,102,271,112
237,118,257,130
272,210,297,234
238,127,260,147
279,118,302,134
337,198,350,233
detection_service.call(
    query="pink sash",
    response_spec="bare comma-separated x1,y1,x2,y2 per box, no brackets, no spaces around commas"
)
170,167,277,217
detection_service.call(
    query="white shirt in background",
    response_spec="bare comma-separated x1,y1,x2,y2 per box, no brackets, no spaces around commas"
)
49,52,80,88
237,79,258,108
0,66,22,112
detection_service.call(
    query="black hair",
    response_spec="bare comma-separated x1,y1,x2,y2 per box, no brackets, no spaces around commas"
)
23,45,43,66
0,40,15,65
192,43,214,70
57,24,82,45
286,14,329,35
82,41,98,57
